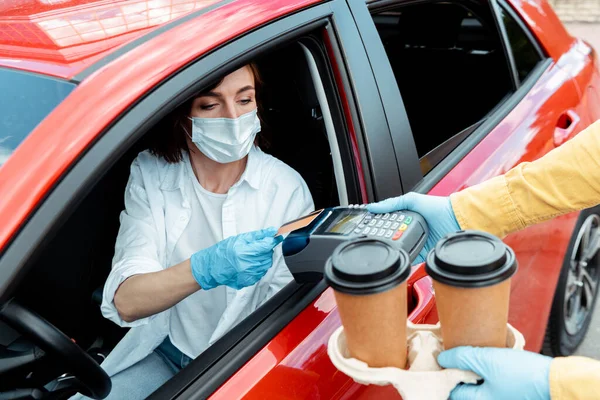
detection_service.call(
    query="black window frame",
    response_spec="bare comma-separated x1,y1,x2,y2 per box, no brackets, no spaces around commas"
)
357,0,552,194
496,0,547,86
0,0,402,399
348,0,422,193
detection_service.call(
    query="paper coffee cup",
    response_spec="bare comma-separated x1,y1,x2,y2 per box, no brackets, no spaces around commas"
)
325,238,411,369
426,230,518,349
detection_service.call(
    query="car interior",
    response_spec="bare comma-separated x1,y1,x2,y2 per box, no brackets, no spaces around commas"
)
0,0,517,397
372,1,513,171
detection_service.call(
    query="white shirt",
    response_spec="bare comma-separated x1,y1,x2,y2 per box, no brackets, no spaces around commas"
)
168,161,227,358
99,146,314,377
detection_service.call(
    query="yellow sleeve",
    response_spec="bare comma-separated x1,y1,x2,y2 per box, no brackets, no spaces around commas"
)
450,120,600,237
549,356,600,399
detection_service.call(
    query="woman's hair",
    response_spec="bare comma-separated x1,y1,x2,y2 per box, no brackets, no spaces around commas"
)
148,63,266,163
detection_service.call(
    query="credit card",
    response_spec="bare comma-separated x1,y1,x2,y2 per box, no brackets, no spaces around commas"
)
277,209,323,236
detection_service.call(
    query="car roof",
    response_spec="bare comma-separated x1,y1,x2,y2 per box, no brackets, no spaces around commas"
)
0,0,241,79
0,0,570,81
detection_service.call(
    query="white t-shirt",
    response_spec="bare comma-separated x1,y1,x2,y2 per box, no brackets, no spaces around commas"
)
168,161,228,358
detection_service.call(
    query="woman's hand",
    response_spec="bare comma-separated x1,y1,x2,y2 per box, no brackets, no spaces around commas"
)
367,193,461,263
191,227,284,290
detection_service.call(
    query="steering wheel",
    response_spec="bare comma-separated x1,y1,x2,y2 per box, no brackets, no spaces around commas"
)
0,298,111,399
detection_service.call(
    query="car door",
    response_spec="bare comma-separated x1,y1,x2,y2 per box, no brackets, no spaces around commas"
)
355,0,588,354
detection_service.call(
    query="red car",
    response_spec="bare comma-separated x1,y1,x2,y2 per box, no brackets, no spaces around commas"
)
1,0,599,398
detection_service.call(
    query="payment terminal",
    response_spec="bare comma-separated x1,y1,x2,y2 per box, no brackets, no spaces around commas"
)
280,205,428,283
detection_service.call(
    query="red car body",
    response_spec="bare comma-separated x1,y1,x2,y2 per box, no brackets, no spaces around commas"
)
1,0,599,398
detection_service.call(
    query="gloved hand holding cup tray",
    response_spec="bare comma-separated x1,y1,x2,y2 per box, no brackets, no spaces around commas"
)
279,206,523,400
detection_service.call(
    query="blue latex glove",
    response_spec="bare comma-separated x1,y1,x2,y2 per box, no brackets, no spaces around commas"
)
367,193,461,263
438,346,552,400
191,227,283,290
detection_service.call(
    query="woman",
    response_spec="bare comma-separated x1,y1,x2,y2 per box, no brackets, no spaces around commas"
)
84,64,314,399
368,119,600,399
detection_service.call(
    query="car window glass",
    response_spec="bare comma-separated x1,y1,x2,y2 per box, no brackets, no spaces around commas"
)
0,68,75,166
371,2,513,175
499,6,543,83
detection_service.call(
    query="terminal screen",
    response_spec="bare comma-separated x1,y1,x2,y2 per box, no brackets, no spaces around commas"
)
325,209,366,235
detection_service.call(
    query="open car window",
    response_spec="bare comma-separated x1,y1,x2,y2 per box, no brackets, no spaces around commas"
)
497,1,545,84
15,36,349,355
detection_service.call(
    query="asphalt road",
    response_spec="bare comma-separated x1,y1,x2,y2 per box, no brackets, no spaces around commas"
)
565,22,600,360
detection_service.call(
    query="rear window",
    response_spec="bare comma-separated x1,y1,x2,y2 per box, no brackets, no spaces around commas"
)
0,68,75,166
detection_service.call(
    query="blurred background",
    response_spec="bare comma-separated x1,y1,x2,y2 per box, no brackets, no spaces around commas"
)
550,0,600,51
548,0,600,360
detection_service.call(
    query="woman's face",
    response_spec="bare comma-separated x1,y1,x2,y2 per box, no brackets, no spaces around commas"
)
190,65,257,119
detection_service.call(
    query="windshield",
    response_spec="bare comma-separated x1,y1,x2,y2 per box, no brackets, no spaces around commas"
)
0,68,75,166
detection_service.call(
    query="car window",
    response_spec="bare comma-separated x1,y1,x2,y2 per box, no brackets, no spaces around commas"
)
371,2,513,175
10,33,356,400
0,68,75,166
499,6,543,83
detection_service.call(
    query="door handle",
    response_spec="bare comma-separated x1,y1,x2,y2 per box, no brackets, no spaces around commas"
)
554,110,580,147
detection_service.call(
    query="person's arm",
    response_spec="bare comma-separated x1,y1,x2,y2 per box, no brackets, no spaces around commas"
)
451,120,600,238
102,158,202,324
115,227,282,322
113,260,199,323
101,157,186,327
550,356,600,399
103,158,282,325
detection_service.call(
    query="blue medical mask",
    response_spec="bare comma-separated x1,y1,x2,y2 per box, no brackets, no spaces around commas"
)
186,109,261,164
